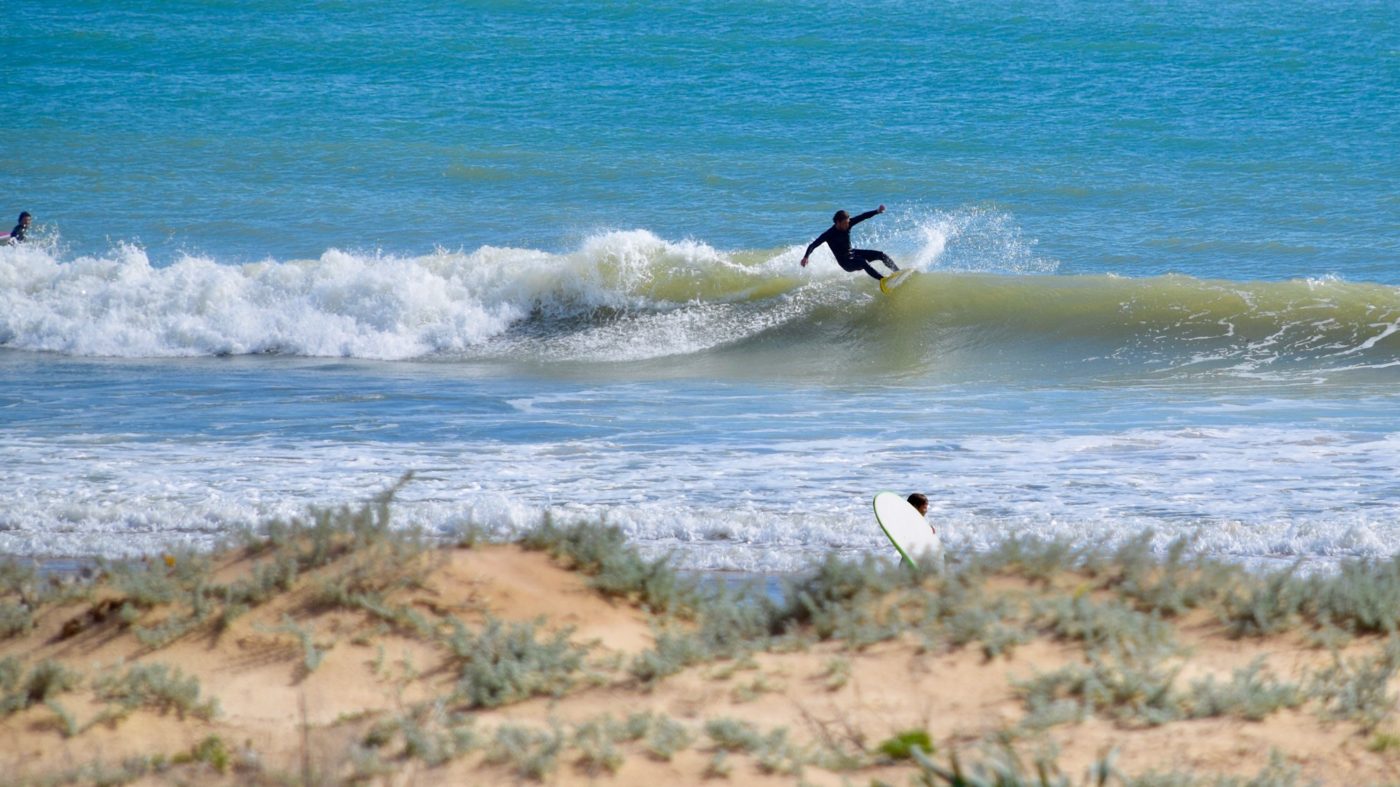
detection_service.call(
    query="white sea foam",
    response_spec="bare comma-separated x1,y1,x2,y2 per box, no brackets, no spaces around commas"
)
3,416,1400,572
0,208,1060,363
0,232,757,360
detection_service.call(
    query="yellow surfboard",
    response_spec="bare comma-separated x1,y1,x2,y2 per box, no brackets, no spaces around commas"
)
879,270,915,294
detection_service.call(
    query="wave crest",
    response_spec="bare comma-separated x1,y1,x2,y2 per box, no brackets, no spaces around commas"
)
3,217,1397,379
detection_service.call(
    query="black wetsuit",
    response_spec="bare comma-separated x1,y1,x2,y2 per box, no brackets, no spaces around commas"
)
8,222,25,243
803,210,897,281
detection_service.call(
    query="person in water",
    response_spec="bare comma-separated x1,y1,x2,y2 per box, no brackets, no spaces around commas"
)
906,492,935,535
800,205,898,281
5,211,30,244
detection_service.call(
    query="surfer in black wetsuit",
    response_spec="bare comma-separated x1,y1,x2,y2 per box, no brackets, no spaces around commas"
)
5,212,30,244
799,205,898,281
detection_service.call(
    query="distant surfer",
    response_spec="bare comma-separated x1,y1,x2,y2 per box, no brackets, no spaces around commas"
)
799,205,898,281
907,493,934,535
3,211,30,244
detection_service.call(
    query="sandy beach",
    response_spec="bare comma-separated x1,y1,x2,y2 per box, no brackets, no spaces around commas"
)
3,495,1400,786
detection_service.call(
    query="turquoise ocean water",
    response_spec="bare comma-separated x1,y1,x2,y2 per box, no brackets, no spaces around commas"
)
1,1,1398,571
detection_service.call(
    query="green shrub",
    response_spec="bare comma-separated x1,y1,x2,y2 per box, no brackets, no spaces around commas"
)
705,717,766,753
1017,642,1183,729
643,714,693,761
266,616,326,674
1304,556,1400,634
132,611,206,649
485,724,564,781
1184,660,1302,721
188,736,230,774
629,628,711,685
0,600,34,639
445,617,587,708
520,518,693,613
773,555,903,644
93,662,218,721
1035,594,1174,652
1367,731,1400,754
911,577,1032,660
107,563,179,609
1308,638,1400,732
0,659,82,716
877,729,934,760
572,717,625,775
971,535,1089,585
0,559,38,597
1218,566,1306,638
912,745,1120,787
1107,535,1239,618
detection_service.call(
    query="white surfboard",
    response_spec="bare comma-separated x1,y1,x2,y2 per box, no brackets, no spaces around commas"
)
879,269,915,294
873,491,943,568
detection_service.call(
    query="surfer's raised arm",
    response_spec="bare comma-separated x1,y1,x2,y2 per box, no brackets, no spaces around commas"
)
847,205,884,227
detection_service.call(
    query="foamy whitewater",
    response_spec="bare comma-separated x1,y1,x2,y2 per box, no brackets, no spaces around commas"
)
3,0,1397,571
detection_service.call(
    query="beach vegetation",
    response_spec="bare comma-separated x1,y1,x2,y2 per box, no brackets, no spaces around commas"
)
753,726,805,776
1368,731,1400,754
130,608,208,649
520,516,693,614
628,627,710,685
705,717,766,753
701,718,806,773
772,554,904,645
264,615,327,675
407,719,476,767
876,728,934,761
641,713,694,761
572,717,625,775
911,745,1122,787
358,703,477,768
1218,565,1306,638
1017,642,1183,729
41,697,80,738
485,723,565,781
1034,594,1174,652
730,671,784,703
0,559,38,599
0,657,82,717
911,576,1033,660
444,616,588,708
705,652,759,681
1302,556,1400,634
976,534,1091,587
92,662,219,722
1183,659,1303,721
171,735,231,774
1100,534,1239,618
1307,637,1400,731
0,600,33,639
703,750,733,779
947,599,1033,660
448,519,496,548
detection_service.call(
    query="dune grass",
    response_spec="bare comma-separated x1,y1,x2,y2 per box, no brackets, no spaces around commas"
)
9,485,1400,784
